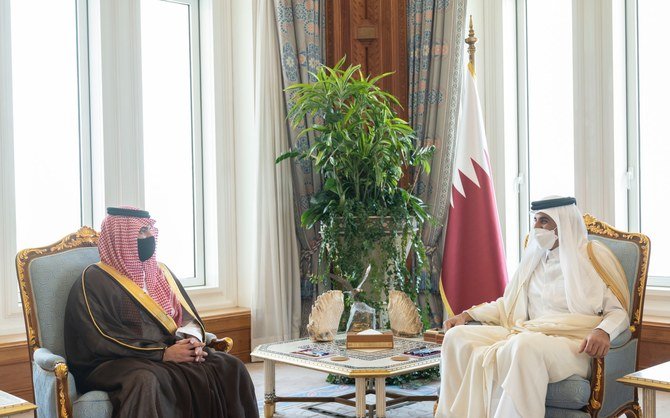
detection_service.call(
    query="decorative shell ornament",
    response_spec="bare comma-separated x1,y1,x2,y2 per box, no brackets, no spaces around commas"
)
388,290,423,337
307,290,345,342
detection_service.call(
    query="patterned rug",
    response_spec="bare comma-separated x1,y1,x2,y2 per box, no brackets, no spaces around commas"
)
257,382,439,416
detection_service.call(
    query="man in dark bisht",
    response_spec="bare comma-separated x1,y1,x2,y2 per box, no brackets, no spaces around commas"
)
64,207,259,418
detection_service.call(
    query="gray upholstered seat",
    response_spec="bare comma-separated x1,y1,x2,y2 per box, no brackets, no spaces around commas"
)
16,228,112,418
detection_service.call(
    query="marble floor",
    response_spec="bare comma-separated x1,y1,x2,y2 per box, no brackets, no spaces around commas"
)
247,361,670,417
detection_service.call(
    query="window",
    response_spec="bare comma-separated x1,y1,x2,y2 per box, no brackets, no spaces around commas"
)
517,0,575,243
10,0,91,251
0,0,92,329
140,0,204,286
0,0,241,337
525,0,575,202
629,0,670,285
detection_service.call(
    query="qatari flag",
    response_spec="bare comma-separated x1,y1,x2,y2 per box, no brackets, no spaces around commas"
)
440,63,507,317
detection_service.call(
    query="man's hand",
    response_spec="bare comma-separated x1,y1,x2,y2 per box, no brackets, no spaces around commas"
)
443,312,473,330
163,338,208,363
578,329,611,358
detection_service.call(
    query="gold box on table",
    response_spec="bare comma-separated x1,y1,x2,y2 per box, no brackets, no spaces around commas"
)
345,331,394,349
423,328,445,344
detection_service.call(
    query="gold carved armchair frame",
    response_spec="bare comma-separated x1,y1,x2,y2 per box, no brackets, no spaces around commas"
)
583,214,650,418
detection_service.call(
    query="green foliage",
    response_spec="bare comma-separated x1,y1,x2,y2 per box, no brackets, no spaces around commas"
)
326,366,440,386
276,58,435,321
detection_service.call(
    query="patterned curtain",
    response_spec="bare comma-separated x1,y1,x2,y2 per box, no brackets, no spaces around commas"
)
408,0,468,325
274,0,325,334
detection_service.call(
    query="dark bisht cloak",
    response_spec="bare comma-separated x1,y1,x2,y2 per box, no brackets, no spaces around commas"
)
64,263,258,418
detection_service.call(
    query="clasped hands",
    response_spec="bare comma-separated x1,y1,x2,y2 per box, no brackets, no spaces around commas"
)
163,337,209,363
444,313,611,358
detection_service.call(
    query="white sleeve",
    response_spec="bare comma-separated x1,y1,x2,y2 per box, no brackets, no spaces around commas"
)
596,288,629,340
176,320,204,342
466,298,503,325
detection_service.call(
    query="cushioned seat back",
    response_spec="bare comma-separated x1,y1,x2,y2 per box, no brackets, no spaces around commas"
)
16,227,100,362
28,247,100,358
587,235,640,322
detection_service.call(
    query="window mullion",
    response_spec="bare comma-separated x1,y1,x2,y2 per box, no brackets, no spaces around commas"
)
625,0,640,233
0,1,23,326
77,0,94,228
189,1,206,286
516,0,530,257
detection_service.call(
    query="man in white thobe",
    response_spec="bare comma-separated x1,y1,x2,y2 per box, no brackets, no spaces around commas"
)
435,197,630,418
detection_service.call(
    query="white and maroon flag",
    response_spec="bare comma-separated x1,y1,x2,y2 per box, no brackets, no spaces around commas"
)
440,62,507,317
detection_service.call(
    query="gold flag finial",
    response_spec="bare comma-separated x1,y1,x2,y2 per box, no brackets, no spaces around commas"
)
465,15,477,74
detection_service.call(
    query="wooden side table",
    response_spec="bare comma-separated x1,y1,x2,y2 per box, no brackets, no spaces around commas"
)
618,361,670,418
0,390,36,418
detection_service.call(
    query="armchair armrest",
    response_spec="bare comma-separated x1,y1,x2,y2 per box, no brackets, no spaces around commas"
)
204,332,217,344
32,347,74,417
610,328,631,349
207,337,234,353
34,347,67,371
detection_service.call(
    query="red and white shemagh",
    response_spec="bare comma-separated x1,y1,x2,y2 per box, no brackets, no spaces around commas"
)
98,209,183,326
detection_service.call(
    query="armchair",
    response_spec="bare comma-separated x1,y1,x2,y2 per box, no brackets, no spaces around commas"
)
16,227,233,418
16,227,110,418
544,214,650,418
435,215,650,418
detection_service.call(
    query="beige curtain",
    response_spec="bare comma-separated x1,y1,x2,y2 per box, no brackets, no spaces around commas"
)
408,0,468,325
273,0,326,334
251,0,302,347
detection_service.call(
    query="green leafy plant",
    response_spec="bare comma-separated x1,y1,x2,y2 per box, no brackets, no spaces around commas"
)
276,58,435,322
327,366,440,386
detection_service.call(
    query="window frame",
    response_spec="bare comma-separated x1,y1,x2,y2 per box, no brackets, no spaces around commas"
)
0,0,243,337
140,0,206,287
516,0,530,259
0,0,94,335
625,0,670,287
468,0,670,321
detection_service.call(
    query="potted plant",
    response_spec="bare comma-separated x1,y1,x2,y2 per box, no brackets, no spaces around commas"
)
276,58,435,326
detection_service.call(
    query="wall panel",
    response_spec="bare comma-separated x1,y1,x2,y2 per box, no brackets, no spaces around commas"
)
326,0,408,118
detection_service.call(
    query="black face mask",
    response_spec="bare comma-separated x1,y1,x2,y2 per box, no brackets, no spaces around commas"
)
137,236,156,262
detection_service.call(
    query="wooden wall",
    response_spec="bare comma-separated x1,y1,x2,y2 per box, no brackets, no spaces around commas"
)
638,321,670,369
0,308,251,403
202,307,252,363
326,0,408,119
0,340,32,402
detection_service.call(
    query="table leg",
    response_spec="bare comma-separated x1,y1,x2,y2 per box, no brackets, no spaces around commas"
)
264,360,276,418
375,377,386,418
355,377,367,418
642,388,656,418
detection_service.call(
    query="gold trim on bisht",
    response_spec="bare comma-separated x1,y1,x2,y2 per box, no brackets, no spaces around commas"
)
80,271,168,352
159,262,206,337
94,262,179,335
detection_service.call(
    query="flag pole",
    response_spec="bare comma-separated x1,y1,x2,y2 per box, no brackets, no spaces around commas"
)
465,15,477,74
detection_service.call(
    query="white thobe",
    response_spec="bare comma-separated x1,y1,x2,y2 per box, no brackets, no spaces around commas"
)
527,249,628,337
435,249,629,418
